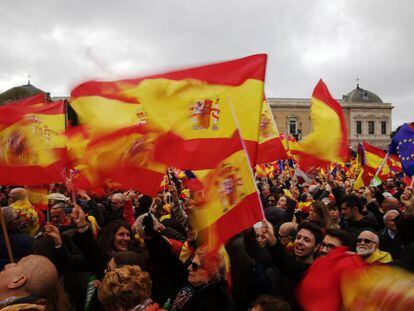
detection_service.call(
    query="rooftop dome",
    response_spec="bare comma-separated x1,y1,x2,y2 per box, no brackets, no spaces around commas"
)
343,85,383,103
0,82,49,106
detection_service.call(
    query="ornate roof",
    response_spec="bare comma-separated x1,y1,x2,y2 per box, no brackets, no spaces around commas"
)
342,85,383,103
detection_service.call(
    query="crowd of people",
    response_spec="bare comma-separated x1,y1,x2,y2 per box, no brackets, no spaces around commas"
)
1,167,414,310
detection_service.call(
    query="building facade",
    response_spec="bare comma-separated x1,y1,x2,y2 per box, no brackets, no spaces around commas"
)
268,85,393,149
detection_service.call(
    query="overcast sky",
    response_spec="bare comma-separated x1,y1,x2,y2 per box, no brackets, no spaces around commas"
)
1,0,412,128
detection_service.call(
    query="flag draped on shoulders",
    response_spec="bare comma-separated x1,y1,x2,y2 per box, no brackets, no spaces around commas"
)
256,100,288,164
295,80,348,171
70,54,267,169
389,123,414,177
0,100,67,185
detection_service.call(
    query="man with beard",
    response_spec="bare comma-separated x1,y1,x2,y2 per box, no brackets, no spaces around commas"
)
262,220,322,309
356,230,392,264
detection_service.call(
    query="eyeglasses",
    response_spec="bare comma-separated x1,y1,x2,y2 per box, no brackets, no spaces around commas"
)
189,261,204,271
356,238,377,244
320,242,336,250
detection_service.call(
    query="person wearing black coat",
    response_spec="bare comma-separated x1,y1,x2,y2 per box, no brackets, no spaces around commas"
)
142,213,234,311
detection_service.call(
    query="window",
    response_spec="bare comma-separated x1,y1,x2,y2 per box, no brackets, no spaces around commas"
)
356,121,362,135
381,121,387,135
368,121,375,135
288,118,297,135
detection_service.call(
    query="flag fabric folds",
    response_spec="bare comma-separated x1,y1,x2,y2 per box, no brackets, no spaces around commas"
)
389,123,414,177
295,79,348,171
256,100,289,164
70,124,166,196
297,247,367,311
70,54,267,169
0,101,67,185
193,131,264,250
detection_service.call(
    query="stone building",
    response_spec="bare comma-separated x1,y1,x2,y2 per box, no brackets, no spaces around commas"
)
268,84,393,149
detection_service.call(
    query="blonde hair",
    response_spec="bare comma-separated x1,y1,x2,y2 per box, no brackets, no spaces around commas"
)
98,265,152,311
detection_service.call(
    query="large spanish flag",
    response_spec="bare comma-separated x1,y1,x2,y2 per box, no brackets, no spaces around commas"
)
256,100,288,164
295,80,348,171
70,54,267,169
0,101,67,185
193,131,264,250
73,124,166,196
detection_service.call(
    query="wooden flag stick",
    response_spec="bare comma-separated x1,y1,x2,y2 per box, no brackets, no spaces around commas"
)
0,208,14,263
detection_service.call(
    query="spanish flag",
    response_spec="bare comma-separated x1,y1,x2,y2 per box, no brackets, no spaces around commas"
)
70,54,267,169
256,100,288,164
193,131,264,250
0,101,67,185
73,124,166,196
295,80,348,171
13,93,45,108
362,141,401,181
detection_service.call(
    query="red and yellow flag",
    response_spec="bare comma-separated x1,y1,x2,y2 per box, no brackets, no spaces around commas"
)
72,124,166,196
0,101,67,185
295,79,348,171
70,54,267,169
256,100,288,164
193,131,264,250
13,93,45,108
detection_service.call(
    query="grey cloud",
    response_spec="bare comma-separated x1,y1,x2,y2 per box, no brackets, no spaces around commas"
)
0,0,412,128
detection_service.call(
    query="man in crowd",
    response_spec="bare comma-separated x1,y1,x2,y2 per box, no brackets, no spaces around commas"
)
378,210,402,259
318,228,355,257
8,188,41,237
356,230,392,264
0,255,59,309
341,194,377,236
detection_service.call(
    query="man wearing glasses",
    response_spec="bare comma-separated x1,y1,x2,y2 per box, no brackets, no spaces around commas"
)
318,229,355,257
356,230,392,264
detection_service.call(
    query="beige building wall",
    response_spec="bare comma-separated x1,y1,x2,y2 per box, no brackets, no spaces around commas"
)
268,88,393,149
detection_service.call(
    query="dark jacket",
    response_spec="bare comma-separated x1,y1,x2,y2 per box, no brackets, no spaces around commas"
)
178,280,234,311
396,213,414,246
378,228,402,260
267,241,310,310
0,230,35,270
345,216,378,237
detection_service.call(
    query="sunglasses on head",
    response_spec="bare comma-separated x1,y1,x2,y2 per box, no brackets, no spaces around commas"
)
189,261,203,271
357,238,376,244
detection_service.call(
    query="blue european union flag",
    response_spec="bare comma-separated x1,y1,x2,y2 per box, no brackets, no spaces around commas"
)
389,123,414,177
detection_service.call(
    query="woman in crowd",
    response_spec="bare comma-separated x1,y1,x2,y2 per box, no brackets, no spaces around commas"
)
168,246,234,311
306,201,338,231
98,265,164,311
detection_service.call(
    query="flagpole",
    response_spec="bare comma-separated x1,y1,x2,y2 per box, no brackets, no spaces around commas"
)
226,97,265,218
0,208,14,263
370,152,389,186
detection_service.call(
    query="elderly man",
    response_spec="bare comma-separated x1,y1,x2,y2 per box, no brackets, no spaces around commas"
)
378,210,402,259
356,230,392,264
0,255,58,309
8,188,40,237
278,222,298,252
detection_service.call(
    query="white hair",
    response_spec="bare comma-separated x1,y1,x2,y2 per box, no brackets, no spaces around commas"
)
383,209,399,222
